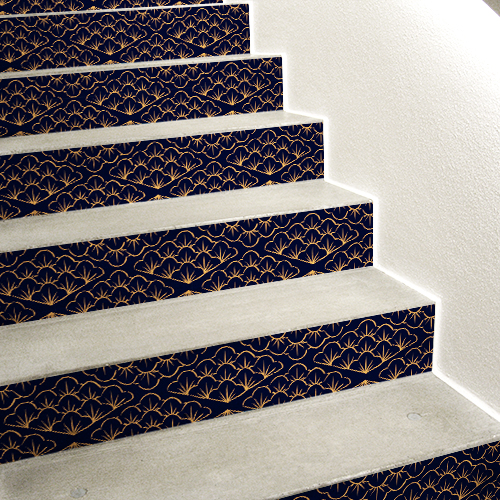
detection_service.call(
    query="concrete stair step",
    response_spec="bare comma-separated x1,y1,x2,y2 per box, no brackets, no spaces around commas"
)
1,373,499,499
0,54,282,137
0,180,373,325
0,111,323,220
0,0,223,16
0,266,434,464
0,266,433,385
0,4,249,72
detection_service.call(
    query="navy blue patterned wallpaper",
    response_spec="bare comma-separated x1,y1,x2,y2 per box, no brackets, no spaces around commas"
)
0,58,283,137
0,5,250,72
0,123,323,220
0,205,373,325
0,0,222,16
0,305,434,464
281,440,500,500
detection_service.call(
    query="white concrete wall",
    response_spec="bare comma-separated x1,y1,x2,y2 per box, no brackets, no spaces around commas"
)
239,0,500,415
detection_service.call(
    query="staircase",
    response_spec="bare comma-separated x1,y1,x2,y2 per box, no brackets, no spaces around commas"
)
1,1,500,499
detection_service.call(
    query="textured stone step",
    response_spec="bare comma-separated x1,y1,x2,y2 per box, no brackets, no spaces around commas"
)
0,0,222,16
0,266,433,384
0,112,323,220
283,440,500,500
0,180,372,325
1,373,499,499
0,54,283,137
0,4,250,72
0,267,434,464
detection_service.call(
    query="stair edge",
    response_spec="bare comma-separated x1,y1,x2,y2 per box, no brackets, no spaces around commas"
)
0,111,321,156
0,180,369,252
1,373,498,500
0,267,432,385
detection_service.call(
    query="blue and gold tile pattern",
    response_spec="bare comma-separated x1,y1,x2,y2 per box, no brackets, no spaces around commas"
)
0,205,373,325
0,57,283,137
0,0,222,16
0,5,250,72
0,123,323,220
0,305,434,464
281,440,500,500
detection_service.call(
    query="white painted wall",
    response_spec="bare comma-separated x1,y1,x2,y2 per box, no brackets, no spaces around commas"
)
238,0,500,415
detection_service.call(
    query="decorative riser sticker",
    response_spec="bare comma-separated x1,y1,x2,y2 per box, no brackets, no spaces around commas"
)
281,440,500,500
0,57,283,137
0,305,434,464
0,205,373,326
0,0,222,16
0,5,250,73
0,123,323,220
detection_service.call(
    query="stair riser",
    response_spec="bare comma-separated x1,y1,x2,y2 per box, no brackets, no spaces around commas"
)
0,5,250,73
281,439,500,500
0,204,372,326
0,57,283,137
0,305,434,464
0,0,222,16
0,122,323,220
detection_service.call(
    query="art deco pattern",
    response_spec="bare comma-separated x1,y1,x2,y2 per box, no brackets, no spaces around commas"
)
0,205,373,325
0,306,434,464
0,5,250,72
281,441,500,500
0,123,323,219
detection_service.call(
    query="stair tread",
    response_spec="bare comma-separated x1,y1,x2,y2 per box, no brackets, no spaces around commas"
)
1,373,499,500
0,179,368,252
0,111,321,156
1,2,235,19
0,267,431,385
0,0,223,16
0,53,278,80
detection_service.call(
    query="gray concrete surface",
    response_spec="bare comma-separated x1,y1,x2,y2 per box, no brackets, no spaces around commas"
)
0,267,433,385
1,2,228,19
1,373,499,500
0,111,319,155
0,179,369,252
0,53,278,79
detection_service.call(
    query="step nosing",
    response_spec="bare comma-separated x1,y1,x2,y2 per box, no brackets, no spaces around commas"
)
0,2,225,18
0,112,322,155
1,374,499,500
0,180,369,252
0,53,279,80
0,268,432,386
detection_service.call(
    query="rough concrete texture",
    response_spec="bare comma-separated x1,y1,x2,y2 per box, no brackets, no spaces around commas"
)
0,111,319,155
1,373,499,500
483,0,500,15
0,267,432,385
0,179,369,252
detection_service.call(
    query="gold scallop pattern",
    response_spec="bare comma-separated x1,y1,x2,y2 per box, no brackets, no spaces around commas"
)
282,440,500,500
0,0,222,16
0,57,283,137
0,205,373,326
0,5,250,72
0,305,434,464
0,123,323,220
